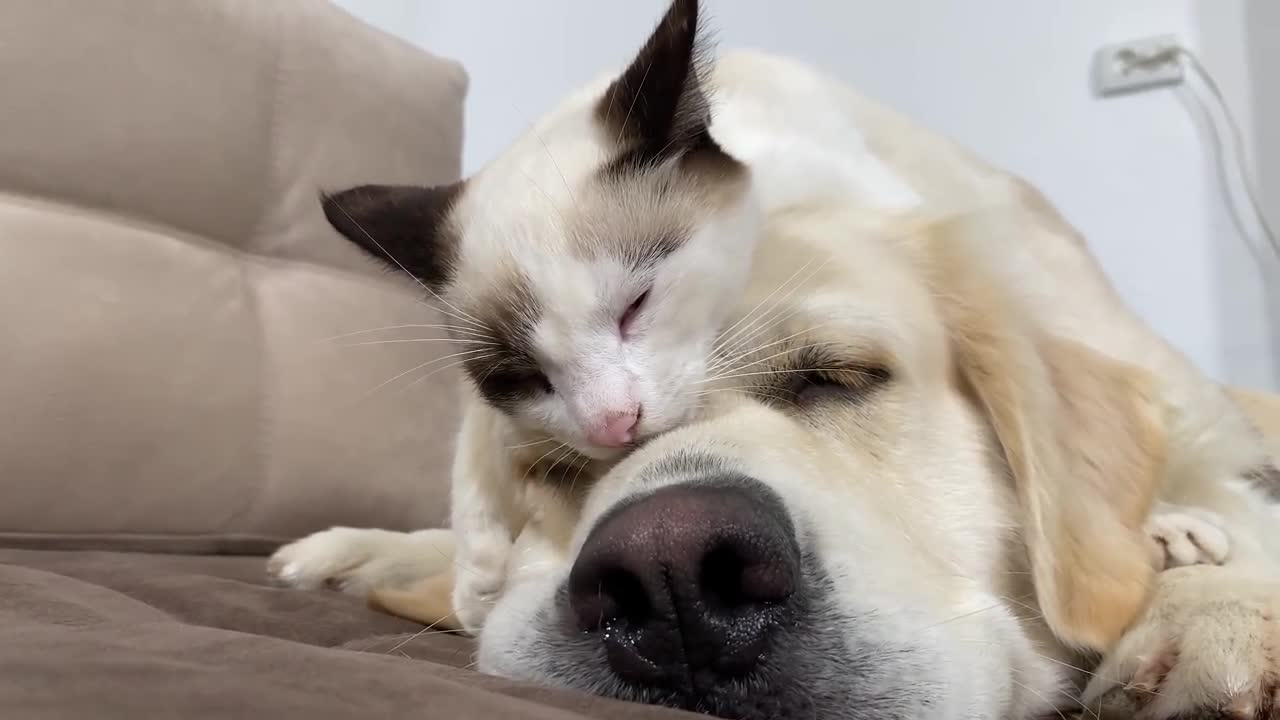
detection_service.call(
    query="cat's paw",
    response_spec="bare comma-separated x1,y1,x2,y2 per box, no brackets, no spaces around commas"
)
1084,566,1280,719
451,537,512,634
268,527,453,595
1145,509,1230,571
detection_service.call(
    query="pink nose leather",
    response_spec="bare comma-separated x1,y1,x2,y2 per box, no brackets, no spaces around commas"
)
587,406,641,448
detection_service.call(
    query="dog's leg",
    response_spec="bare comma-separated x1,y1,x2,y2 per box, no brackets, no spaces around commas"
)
1083,564,1280,719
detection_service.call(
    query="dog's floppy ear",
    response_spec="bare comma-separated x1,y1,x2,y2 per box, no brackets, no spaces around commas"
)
927,212,1165,651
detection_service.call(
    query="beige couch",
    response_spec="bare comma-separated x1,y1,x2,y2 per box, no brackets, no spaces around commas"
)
0,0,466,552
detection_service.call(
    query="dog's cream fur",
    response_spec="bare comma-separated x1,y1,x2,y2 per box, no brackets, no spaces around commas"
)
271,44,1280,720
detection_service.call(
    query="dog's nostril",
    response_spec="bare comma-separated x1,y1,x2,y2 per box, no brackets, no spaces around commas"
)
574,566,650,631
700,543,748,609
567,479,800,688
699,541,795,611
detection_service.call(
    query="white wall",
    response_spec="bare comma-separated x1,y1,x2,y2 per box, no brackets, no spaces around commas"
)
335,0,1279,391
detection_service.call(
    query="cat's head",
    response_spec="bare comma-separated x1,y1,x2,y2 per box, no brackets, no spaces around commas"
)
324,0,758,460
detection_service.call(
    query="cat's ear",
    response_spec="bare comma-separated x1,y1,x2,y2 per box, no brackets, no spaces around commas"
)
598,0,716,164
321,182,463,291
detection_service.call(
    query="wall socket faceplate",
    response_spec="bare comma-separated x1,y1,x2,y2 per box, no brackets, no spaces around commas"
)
1093,35,1185,97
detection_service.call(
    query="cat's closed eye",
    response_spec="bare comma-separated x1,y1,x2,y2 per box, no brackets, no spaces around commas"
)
489,368,554,397
619,289,651,337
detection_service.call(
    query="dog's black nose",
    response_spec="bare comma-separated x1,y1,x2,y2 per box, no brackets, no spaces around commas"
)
568,480,800,687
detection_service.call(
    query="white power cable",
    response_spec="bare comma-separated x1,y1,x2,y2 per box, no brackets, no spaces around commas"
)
1177,47,1280,265
1120,46,1279,265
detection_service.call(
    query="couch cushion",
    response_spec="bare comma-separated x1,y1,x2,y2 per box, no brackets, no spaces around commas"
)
0,0,467,552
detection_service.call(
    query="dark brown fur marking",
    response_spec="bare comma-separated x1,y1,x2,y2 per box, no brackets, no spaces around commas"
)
459,270,547,412
321,182,463,290
594,0,744,180
1242,463,1280,501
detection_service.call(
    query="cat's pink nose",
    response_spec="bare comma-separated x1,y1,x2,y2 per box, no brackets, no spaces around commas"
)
587,405,641,448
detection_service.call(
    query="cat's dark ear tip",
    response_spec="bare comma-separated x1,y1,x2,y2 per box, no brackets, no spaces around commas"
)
315,182,464,291
318,185,365,239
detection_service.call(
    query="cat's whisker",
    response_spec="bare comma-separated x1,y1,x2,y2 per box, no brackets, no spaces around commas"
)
339,338,500,349
614,60,654,147
548,445,578,474
701,343,838,385
516,165,573,234
714,301,815,369
361,348,493,398
715,256,831,353
714,305,810,372
327,200,487,329
324,324,494,343
411,298,490,334
699,366,863,385
508,97,578,210
520,442,571,485
405,354,493,389
567,455,590,497
505,437,557,451
707,325,831,376
709,333,834,380
714,256,817,346
693,387,803,412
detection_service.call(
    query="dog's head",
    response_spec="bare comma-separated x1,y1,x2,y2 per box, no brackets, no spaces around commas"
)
477,204,1165,719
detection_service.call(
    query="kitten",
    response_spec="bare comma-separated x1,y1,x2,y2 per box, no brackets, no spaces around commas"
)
321,0,761,632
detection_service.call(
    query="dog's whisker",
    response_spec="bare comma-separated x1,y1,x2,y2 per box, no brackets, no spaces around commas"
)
1007,677,1080,720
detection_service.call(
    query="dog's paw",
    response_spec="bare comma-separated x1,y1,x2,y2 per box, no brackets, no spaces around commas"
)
1145,509,1230,571
1084,566,1280,719
451,538,512,634
268,527,453,596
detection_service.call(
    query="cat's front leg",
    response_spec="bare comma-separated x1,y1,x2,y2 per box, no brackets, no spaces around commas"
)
267,527,455,595
449,404,530,635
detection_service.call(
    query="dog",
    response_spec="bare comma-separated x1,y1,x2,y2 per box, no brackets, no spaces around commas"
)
270,4,1280,718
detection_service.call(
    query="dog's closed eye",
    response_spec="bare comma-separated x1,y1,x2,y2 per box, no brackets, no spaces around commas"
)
779,365,892,406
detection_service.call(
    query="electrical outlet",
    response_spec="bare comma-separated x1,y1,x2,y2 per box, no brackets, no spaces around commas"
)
1093,35,1185,97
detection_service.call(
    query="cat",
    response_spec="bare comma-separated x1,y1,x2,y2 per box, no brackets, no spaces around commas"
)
315,0,764,632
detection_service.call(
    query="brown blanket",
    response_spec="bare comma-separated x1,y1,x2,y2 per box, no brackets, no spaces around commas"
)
0,549,694,719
